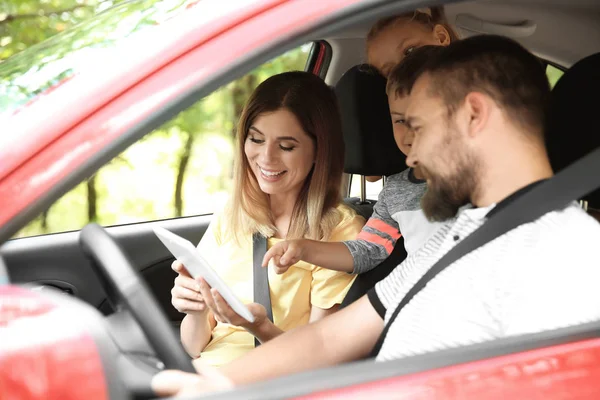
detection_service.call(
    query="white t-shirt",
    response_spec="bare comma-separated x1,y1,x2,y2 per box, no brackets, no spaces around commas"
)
369,198,600,362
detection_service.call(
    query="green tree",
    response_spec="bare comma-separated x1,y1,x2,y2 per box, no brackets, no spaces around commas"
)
1,1,112,60
2,0,192,232
1,0,131,233
162,101,212,217
0,0,190,112
4,0,311,238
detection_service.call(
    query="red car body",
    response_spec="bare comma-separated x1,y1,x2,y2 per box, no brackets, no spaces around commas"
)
1,0,599,398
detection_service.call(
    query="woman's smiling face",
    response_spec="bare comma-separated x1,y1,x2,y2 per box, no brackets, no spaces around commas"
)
244,108,315,198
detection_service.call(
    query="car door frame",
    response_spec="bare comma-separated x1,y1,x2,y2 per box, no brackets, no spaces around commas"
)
0,0,458,242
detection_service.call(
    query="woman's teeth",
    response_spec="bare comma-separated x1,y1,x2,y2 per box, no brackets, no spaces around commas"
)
260,167,285,177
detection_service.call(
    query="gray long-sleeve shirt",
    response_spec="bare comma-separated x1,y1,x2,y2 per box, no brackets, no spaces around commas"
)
344,168,444,274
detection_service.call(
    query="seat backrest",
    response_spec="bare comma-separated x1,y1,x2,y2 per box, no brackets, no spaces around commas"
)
335,64,407,219
546,53,600,213
335,64,407,178
334,64,409,306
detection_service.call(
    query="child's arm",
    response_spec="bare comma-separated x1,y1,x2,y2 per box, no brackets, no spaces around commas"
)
346,178,403,274
263,240,354,273
264,179,403,275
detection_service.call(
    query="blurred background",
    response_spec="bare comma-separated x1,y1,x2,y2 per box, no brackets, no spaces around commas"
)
1,0,311,238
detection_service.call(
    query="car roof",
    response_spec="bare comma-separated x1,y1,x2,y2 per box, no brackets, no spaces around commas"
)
321,0,600,86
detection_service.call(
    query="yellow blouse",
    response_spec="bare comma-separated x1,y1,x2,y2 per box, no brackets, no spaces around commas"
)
197,204,364,367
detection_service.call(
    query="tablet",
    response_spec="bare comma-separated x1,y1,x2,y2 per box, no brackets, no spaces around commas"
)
153,226,255,323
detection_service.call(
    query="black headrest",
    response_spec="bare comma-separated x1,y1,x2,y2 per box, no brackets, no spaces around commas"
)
334,64,407,176
546,53,600,208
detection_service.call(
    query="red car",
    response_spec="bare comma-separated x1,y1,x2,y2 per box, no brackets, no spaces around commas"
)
1,0,600,398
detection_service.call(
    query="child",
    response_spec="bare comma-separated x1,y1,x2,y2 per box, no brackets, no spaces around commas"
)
263,46,446,275
364,8,458,182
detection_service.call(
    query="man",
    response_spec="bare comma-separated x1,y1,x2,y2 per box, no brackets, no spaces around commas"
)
153,35,600,396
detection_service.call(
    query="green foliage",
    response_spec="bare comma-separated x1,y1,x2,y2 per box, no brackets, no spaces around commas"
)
0,0,191,112
0,0,107,60
546,64,564,88
4,0,311,238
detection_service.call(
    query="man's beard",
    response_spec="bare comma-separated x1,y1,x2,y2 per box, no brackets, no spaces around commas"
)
420,150,479,222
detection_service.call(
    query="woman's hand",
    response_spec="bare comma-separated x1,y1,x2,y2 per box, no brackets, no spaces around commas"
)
197,278,267,330
170,260,208,315
262,239,306,274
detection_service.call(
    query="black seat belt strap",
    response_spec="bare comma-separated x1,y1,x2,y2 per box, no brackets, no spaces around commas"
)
371,146,600,357
252,233,273,347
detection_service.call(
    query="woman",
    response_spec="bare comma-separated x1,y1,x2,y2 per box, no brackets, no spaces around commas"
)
365,6,459,182
170,71,365,367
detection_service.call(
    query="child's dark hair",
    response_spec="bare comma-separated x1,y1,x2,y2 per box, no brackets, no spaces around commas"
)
386,45,445,98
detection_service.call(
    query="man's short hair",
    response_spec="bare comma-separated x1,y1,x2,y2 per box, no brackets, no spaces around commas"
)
416,35,551,137
386,45,445,98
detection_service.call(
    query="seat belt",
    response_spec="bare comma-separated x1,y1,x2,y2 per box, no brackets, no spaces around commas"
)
371,146,600,357
252,233,273,347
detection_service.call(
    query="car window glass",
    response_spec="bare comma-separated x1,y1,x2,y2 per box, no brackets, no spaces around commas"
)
349,175,385,201
0,0,254,115
13,43,314,238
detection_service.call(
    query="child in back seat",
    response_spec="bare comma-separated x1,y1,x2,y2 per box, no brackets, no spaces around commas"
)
263,46,446,275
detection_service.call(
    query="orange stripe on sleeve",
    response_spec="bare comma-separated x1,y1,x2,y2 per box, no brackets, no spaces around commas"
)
366,218,401,241
356,231,394,255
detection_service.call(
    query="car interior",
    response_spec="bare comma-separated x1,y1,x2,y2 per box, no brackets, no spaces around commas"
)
1,0,600,398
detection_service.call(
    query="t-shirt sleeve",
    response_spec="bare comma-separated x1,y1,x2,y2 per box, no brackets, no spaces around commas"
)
310,212,364,309
344,181,402,274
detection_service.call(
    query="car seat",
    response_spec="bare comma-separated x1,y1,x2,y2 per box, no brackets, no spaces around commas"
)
334,64,409,307
546,53,600,217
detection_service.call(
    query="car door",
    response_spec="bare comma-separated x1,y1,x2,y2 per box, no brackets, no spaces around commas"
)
0,43,318,327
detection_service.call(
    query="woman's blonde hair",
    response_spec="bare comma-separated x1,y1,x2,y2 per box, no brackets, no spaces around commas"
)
367,6,459,46
224,71,348,244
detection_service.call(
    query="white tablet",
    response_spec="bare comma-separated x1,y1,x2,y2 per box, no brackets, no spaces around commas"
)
153,226,255,323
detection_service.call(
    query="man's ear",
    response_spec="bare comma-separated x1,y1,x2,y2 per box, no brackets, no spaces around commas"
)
433,24,451,46
463,92,492,139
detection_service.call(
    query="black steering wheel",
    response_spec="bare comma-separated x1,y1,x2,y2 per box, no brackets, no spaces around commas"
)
80,223,195,374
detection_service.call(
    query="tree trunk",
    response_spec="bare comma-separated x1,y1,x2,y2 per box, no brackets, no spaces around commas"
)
174,133,196,217
40,209,50,232
227,73,257,181
230,73,257,137
87,175,98,223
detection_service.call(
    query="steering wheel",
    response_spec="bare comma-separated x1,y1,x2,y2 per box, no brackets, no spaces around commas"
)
79,223,196,374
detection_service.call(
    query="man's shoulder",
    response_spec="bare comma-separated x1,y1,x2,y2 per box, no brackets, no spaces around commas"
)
493,203,600,257
542,203,599,225
542,203,600,238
